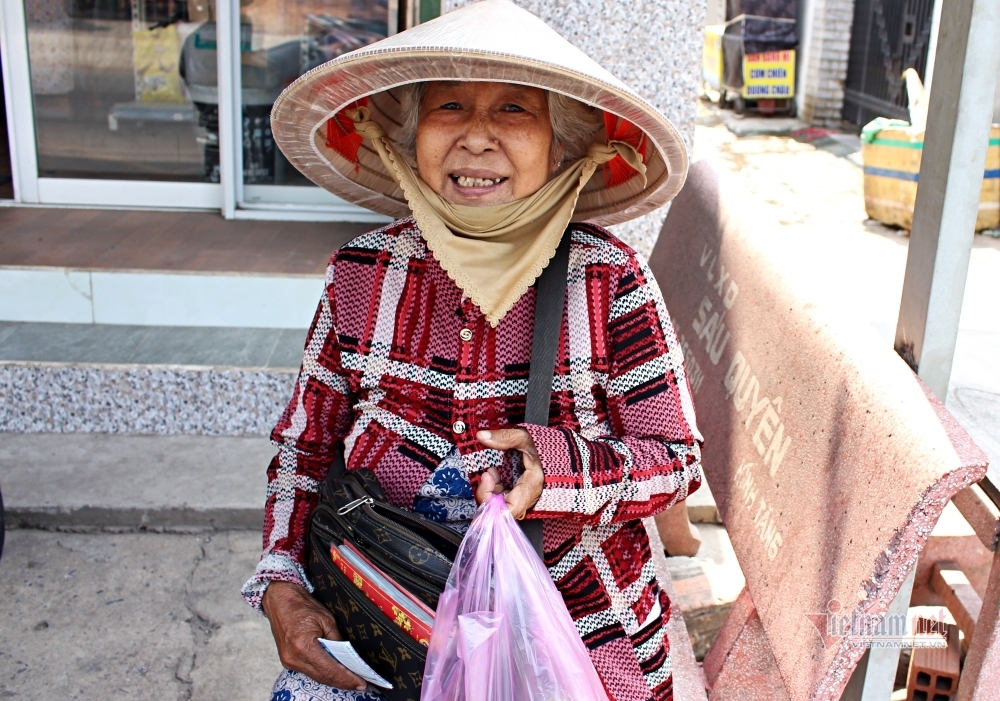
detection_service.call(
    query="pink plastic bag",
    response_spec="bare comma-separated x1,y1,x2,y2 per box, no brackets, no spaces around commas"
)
421,494,610,701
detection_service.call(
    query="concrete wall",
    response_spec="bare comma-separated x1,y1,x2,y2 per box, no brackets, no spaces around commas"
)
706,0,726,25
444,0,708,257
796,0,856,126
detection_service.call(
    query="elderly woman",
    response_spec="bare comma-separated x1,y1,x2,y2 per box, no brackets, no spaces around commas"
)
243,2,702,700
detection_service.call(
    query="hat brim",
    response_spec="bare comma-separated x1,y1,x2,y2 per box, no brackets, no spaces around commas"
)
271,9,688,226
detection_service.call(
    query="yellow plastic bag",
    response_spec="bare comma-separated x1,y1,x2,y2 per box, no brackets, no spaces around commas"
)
133,25,185,103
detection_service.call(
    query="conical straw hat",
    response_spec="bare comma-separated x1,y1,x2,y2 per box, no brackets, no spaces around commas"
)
271,0,688,226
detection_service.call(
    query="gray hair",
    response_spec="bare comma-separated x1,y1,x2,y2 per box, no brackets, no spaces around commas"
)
394,82,604,165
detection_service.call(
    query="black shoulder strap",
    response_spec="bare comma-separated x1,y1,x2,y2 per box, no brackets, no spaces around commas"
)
526,232,572,425
520,231,572,557
330,443,347,481
328,232,573,558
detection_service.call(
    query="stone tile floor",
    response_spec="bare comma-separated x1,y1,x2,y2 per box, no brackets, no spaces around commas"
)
0,207,368,275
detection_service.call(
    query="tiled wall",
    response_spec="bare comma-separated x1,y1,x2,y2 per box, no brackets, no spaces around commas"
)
444,0,708,258
0,365,295,435
0,323,305,435
797,0,856,127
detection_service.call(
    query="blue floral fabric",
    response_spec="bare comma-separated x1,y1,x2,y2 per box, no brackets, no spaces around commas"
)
411,449,477,532
269,670,387,701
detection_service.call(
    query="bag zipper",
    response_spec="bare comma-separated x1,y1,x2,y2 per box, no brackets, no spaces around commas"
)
362,500,461,556
338,496,375,515
326,481,429,545
330,474,461,548
317,479,456,587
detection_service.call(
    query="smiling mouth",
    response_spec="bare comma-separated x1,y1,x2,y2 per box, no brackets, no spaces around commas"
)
451,175,507,188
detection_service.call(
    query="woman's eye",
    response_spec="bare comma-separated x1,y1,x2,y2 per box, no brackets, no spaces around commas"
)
440,101,462,110
501,103,525,112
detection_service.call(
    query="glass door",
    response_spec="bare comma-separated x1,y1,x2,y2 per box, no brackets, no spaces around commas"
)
14,0,222,206
228,0,395,218
2,0,433,216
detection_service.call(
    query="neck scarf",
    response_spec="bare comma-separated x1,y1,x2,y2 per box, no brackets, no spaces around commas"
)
349,107,646,327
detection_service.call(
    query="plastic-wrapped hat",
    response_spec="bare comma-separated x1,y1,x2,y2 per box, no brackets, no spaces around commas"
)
271,0,689,227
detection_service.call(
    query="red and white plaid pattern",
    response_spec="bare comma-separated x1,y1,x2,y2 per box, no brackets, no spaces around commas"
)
243,218,702,701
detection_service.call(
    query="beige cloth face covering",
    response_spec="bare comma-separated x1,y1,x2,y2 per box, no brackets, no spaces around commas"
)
349,107,646,327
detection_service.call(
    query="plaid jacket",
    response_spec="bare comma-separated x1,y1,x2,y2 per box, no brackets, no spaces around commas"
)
243,218,703,701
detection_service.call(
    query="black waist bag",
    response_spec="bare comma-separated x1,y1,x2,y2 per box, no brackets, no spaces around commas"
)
306,232,570,700
308,466,462,700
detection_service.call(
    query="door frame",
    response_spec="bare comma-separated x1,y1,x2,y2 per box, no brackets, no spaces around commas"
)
0,0,39,202
218,0,398,221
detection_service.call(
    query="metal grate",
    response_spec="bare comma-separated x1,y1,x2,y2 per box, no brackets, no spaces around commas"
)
843,0,935,126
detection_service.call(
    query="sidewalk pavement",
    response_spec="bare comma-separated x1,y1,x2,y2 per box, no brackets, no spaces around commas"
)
1,434,273,531
0,528,282,699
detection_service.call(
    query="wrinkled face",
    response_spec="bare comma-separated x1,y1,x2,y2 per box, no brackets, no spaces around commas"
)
415,81,562,206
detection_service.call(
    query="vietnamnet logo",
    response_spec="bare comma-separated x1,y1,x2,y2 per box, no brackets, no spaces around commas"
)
805,599,950,649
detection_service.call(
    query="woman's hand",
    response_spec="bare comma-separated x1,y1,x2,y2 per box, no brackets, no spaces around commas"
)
475,428,545,519
261,581,368,691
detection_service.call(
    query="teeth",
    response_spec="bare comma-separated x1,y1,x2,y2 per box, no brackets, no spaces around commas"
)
455,176,503,187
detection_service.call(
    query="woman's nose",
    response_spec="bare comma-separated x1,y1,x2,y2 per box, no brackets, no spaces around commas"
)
461,115,498,154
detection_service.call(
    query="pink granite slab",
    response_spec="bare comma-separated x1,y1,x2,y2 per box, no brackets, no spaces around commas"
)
648,160,989,700
706,607,792,701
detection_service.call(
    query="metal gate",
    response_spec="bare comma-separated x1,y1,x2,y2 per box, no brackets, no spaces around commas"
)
842,0,935,126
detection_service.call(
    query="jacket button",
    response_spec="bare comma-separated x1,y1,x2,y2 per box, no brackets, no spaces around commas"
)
452,420,467,434
459,328,474,341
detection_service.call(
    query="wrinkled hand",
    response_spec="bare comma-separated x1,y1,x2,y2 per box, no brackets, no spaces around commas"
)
261,581,367,691
475,428,544,519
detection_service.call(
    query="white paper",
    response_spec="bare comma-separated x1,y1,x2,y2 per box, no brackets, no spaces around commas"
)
318,638,394,689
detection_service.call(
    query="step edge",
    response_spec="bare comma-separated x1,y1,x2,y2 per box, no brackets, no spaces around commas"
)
5,504,264,532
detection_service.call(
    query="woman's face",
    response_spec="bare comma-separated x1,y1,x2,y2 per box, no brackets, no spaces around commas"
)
415,81,561,206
